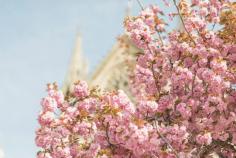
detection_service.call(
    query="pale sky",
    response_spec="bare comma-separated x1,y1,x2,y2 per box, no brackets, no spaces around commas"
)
0,148,4,158
0,0,175,157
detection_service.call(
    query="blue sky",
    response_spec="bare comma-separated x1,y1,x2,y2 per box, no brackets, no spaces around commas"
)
0,0,174,157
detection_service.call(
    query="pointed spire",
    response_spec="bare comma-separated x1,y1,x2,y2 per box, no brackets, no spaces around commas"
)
62,33,88,94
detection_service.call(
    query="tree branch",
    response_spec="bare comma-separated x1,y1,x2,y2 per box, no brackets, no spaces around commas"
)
172,0,196,46
136,0,144,10
105,123,116,148
154,120,180,158
136,0,164,46
198,140,236,158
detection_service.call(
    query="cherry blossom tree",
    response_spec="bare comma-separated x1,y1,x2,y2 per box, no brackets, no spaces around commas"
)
36,1,236,157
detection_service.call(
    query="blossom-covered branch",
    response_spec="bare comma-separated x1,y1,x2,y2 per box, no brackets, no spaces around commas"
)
36,1,236,158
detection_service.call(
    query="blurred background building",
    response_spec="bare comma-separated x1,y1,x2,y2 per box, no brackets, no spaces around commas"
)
62,33,140,97
62,0,139,96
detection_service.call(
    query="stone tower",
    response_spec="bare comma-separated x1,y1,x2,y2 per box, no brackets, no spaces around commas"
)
62,34,88,94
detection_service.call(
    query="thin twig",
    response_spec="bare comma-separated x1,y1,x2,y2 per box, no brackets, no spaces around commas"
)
211,23,216,31
105,123,116,148
154,120,180,158
150,61,160,101
136,0,144,10
191,72,196,97
197,140,236,157
136,0,164,46
156,28,164,46
172,0,196,46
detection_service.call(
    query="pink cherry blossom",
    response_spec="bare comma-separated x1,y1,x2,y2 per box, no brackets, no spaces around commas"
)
36,1,236,157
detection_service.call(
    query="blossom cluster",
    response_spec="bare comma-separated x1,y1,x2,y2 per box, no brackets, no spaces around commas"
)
36,1,236,157
125,0,236,157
